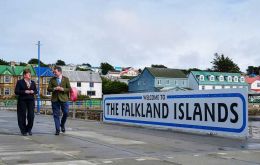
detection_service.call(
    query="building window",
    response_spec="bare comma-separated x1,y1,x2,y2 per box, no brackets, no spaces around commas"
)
4,76,11,83
240,77,245,82
43,77,51,84
143,80,146,85
18,76,23,80
199,75,204,81
234,76,238,82
77,82,81,87
257,83,260,87
43,89,51,96
219,75,224,81
166,80,170,85
212,86,215,89
209,75,215,81
87,91,96,96
4,88,10,95
222,85,225,89
227,76,232,82
32,77,38,84
89,82,94,87
43,77,46,84
157,79,161,85
201,86,205,90
78,90,82,95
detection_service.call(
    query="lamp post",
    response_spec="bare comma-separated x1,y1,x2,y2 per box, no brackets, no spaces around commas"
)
36,41,41,114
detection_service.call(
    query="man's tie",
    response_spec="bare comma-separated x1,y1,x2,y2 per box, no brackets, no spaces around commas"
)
57,78,61,85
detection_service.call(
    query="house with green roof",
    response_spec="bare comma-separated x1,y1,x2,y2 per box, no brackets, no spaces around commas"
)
0,65,15,97
188,71,248,90
128,67,188,93
0,65,36,98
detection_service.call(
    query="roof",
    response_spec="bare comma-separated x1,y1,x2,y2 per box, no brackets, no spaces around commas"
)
190,71,247,85
62,71,102,83
160,86,192,92
13,66,26,76
0,65,36,76
34,67,54,77
245,76,260,84
191,71,242,77
0,65,14,75
146,67,186,78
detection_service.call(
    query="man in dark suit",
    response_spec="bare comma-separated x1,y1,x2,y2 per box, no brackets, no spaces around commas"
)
47,66,71,135
15,69,37,136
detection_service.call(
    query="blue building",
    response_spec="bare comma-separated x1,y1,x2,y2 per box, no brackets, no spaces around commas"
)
34,67,54,96
128,67,188,93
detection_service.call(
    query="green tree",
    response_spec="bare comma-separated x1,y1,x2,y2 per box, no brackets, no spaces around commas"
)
28,58,48,67
19,62,27,66
56,60,66,66
181,68,201,75
211,53,240,73
246,66,260,75
0,58,8,65
151,64,167,68
82,63,92,67
102,77,128,94
100,62,114,75
75,67,91,71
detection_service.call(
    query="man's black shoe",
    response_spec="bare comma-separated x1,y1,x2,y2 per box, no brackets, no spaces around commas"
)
28,131,32,136
61,126,65,133
21,133,27,136
55,131,60,136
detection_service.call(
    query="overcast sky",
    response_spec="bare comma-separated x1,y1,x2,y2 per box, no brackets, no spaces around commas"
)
1,0,260,71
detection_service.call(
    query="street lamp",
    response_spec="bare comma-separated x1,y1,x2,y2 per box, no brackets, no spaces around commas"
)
36,41,41,115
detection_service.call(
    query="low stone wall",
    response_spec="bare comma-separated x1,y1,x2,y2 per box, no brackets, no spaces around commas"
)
249,103,260,115
39,108,102,121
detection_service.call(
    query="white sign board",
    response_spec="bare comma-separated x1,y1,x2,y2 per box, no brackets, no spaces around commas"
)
103,89,248,138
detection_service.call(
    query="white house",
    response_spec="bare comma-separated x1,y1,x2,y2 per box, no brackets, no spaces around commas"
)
60,64,77,71
246,76,260,93
120,67,139,77
188,71,248,90
62,71,102,98
106,71,121,79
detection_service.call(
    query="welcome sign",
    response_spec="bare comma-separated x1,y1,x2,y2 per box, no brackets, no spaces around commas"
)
103,89,248,138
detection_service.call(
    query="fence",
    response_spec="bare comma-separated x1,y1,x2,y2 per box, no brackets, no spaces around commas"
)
0,99,103,121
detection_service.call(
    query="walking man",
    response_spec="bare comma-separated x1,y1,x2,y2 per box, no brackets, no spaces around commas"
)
48,66,71,135
15,69,37,136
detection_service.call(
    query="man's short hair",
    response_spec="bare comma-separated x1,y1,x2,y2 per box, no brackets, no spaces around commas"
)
23,68,31,75
54,66,62,73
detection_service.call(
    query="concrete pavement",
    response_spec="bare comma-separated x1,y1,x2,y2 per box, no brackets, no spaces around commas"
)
0,110,260,165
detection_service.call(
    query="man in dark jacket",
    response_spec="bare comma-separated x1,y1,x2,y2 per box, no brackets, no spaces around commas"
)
47,66,71,135
15,69,37,136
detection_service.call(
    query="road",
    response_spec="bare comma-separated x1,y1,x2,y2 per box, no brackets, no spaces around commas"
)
0,110,260,165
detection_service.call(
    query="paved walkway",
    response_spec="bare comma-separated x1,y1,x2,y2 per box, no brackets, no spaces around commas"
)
0,110,260,165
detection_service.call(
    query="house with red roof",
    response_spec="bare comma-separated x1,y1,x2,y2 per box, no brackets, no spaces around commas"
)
245,76,260,93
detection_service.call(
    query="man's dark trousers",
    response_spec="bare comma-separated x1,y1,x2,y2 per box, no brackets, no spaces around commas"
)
17,100,35,134
52,101,68,132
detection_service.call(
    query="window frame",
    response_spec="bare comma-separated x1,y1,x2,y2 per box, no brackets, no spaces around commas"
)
209,75,215,81
199,75,204,81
